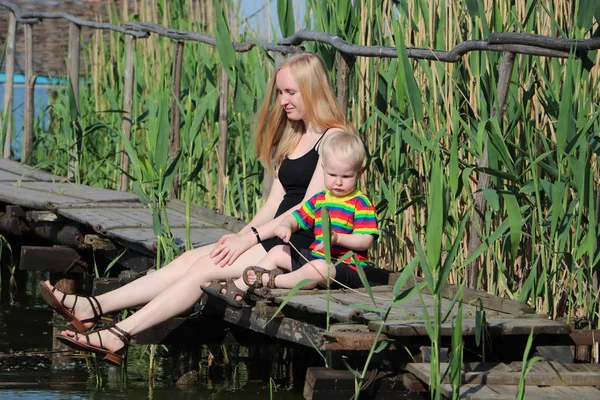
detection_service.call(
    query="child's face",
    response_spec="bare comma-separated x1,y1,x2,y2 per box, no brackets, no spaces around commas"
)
322,149,360,197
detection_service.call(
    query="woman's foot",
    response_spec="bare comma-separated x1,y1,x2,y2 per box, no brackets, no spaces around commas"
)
57,325,131,366
39,281,103,333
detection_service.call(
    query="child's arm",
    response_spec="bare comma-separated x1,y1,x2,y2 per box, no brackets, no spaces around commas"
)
274,214,301,243
331,232,374,251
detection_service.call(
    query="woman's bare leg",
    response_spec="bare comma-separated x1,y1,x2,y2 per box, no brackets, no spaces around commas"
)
41,243,216,329
59,243,268,352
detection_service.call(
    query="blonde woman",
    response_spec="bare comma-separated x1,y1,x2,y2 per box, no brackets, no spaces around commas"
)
39,52,357,366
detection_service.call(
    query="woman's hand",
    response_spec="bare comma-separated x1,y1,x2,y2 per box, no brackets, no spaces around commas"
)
209,232,256,267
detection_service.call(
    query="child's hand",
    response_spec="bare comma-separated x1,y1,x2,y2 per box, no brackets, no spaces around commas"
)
314,232,338,252
274,226,292,242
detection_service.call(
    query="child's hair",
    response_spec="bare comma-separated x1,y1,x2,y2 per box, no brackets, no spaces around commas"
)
320,131,366,170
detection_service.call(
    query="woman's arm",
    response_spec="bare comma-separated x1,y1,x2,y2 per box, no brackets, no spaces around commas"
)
251,154,325,242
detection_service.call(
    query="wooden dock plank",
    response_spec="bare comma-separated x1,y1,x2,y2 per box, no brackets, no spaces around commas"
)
370,318,569,337
273,294,366,323
0,169,37,182
102,226,231,252
19,181,139,202
0,182,90,208
57,206,210,232
439,384,600,400
0,159,65,182
407,362,600,386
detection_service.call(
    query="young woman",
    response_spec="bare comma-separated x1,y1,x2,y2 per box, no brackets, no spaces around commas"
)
39,52,356,366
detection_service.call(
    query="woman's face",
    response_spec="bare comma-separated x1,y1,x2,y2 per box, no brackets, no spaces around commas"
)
276,67,306,122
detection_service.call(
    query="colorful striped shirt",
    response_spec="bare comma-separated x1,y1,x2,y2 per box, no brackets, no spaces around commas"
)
292,189,378,268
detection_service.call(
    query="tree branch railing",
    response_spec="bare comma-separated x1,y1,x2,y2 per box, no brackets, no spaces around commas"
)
1,1,599,286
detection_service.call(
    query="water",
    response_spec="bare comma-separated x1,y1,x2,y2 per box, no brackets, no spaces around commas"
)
0,271,308,399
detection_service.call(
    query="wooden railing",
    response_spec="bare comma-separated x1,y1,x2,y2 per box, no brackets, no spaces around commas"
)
1,0,599,286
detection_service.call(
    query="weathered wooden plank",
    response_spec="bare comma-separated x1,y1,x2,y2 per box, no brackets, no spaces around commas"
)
393,275,536,315
99,226,231,253
168,199,247,232
0,159,64,181
57,206,210,232
0,182,90,208
19,246,86,273
19,181,139,202
370,318,570,337
0,169,36,182
273,295,365,323
202,300,326,348
320,331,389,351
408,362,600,386
440,384,600,400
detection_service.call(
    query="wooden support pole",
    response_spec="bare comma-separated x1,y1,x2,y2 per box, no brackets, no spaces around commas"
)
216,66,229,214
335,52,355,112
2,11,16,159
67,22,81,181
22,23,34,165
466,51,516,289
67,22,81,112
119,36,135,192
170,41,184,198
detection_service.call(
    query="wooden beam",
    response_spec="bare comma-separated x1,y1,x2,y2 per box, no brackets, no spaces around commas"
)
169,40,184,198
19,246,86,273
335,52,355,112
22,23,34,164
2,10,16,159
119,36,135,192
216,66,229,213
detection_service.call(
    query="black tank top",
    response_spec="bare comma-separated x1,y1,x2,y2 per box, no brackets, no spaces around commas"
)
261,133,327,253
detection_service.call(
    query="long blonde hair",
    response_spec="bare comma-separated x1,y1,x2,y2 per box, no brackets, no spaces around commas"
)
254,52,355,171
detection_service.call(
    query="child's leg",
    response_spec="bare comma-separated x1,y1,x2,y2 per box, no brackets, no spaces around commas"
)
233,245,293,291
273,259,335,289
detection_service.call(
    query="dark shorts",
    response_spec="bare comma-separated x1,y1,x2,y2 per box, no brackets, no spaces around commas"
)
290,248,363,289
261,231,314,265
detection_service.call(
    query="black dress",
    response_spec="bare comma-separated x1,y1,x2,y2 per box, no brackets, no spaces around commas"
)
261,134,326,259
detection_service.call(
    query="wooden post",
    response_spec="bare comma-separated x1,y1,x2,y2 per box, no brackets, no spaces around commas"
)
335,52,355,112
119,36,135,192
216,66,229,214
22,23,34,165
2,11,16,159
466,51,516,289
67,22,81,111
170,41,184,198
67,22,81,181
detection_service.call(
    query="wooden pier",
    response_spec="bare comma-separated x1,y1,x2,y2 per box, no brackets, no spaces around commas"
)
0,158,598,399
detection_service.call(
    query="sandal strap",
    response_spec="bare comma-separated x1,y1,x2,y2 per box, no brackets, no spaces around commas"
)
267,269,283,289
79,296,103,324
53,286,102,325
108,325,132,345
243,266,269,289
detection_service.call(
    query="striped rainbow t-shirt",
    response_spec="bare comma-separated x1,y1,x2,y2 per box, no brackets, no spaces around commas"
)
292,189,378,268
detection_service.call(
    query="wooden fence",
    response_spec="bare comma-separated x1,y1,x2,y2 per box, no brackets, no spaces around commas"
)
1,0,599,286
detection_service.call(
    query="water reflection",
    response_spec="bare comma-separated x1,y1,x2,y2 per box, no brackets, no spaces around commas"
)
0,272,307,399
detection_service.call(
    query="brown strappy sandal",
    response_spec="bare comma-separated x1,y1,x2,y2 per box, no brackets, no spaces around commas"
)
39,281,103,333
242,266,284,289
201,280,249,309
56,324,131,367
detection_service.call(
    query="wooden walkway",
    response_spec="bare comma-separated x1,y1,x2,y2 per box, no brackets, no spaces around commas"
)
1,158,598,398
0,159,244,273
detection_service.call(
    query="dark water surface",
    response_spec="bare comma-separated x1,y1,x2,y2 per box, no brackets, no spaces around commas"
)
0,272,306,399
